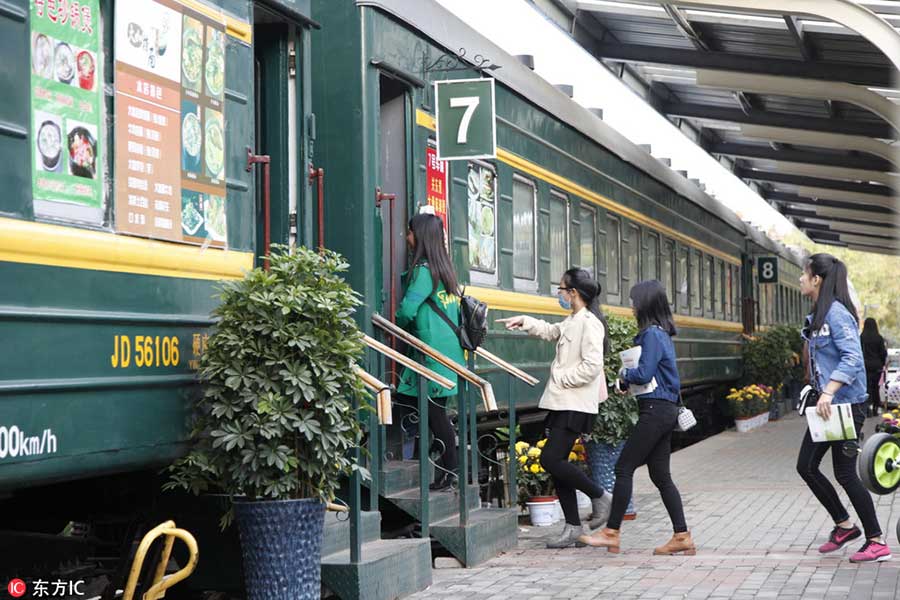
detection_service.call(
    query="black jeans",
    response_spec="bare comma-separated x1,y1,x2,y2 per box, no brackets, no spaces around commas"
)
397,394,457,475
796,401,882,539
540,427,606,526
866,369,882,412
607,399,686,532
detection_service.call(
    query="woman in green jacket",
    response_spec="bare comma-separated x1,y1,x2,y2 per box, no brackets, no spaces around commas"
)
396,213,466,491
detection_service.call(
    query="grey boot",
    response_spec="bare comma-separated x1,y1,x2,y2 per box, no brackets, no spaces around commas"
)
546,524,585,549
587,491,613,530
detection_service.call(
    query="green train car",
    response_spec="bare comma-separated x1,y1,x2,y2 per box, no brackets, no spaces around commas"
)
0,0,807,579
311,0,808,439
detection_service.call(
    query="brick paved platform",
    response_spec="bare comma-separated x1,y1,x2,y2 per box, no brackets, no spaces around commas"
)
409,414,900,599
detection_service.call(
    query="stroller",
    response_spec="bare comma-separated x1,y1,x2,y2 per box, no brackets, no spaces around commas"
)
858,374,900,544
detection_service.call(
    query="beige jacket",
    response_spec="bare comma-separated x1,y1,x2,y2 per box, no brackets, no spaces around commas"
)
520,308,608,414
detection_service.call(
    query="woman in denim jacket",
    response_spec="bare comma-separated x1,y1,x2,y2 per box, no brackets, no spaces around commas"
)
580,280,692,555
797,253,890,563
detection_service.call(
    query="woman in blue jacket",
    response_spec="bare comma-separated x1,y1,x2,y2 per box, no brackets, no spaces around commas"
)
580,280,692,555
797,254,890,563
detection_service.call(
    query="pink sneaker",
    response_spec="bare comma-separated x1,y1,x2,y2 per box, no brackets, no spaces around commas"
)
849,541,892,563
819,525,861,553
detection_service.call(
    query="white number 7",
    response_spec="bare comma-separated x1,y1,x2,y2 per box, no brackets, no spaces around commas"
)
450,96,480,144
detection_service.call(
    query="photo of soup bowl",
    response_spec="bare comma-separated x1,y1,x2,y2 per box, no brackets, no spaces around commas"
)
77,51,95,90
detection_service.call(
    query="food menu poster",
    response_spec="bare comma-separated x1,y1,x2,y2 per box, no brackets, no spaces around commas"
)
30,0,104,224
113,0,228,247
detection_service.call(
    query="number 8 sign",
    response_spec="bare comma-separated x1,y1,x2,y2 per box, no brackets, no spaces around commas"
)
757,256,779,284
435,78,497,161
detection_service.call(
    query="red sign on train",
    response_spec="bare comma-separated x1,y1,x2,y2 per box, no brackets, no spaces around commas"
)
426,146,449,244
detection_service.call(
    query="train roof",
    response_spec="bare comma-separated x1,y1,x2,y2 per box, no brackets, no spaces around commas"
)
358,0,776,245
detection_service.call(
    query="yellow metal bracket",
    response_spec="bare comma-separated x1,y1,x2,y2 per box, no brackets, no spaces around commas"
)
123,520,199,600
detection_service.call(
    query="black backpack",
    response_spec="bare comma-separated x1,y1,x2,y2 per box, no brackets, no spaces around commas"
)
425,288,488,351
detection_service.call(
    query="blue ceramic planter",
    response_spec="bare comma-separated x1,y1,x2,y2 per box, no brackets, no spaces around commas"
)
585,441,635,515
233,498,326,600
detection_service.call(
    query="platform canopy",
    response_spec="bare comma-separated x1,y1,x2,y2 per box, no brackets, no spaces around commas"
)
533,0,899,255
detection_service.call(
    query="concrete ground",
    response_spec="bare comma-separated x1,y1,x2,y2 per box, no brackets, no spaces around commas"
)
409,414,900,599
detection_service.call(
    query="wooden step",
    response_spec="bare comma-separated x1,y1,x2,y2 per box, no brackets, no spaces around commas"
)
385,484,481,525
321,510,381,557
321,538,432,600
431,507,518,567
372,459,433,497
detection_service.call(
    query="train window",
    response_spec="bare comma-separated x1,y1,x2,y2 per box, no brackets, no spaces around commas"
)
677,245,688,311
512,175,537,285
467,162,498,281
718,260,726,318
607,216,621,299
579,205,597,277
690,250,701,312
725,264,733,321
549,191,569,287
704,255,713,316
644,232,659,281
623,224,639,286
732,265,741,322
662,240,674,305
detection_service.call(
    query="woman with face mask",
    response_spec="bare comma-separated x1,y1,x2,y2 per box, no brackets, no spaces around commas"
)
395,213,466,491
796,253,890,563
497,268,613,548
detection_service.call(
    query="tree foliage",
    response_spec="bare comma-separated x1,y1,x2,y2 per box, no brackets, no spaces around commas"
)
165,246,367,513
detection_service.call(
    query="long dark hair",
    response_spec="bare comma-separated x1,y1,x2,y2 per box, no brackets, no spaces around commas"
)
861,317,883,344
408,213,459,296
806,253,858,332
562,268,610,354
629,280,677,337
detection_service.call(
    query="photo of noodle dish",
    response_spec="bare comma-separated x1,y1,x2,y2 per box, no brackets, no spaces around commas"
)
203,195,226,241
205,28,225,98
181,197,203,235
181,16,202,90
55,42,75,84
204,110,224,180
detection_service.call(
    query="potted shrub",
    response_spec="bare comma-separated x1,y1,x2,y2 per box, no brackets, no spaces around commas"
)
165,246,366,600
584,314,639,519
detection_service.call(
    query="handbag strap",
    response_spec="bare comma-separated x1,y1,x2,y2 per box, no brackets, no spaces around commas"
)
425,296,460,336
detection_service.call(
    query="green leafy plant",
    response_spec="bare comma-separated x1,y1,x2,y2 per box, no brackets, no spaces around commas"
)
165,246,367,519
742,324,803,389
588,314,640,446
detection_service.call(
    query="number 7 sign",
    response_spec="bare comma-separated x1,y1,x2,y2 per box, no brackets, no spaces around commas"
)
435,78,496,161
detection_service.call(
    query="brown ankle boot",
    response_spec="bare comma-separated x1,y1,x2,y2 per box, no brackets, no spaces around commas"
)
653,531,696,555
577,527,621,553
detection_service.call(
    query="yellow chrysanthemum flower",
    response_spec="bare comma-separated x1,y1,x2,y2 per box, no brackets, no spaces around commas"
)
528,447,541,458
530,463,540,474
518,455,528,465
537,439,547,449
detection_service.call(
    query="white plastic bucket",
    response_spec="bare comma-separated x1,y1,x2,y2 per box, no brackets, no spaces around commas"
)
526,499,558,527
576,490,591,510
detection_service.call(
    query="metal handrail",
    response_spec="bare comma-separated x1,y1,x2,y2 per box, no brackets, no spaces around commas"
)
371,314,497,411
123,521,198,600
475,346,540,387
362,334,454,390
355,365,393,425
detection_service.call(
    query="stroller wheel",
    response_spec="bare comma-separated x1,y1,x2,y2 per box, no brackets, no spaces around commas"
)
858,433,900,495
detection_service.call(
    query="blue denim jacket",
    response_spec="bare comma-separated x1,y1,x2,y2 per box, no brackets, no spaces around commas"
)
803,301,867,405
623,325,680,403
